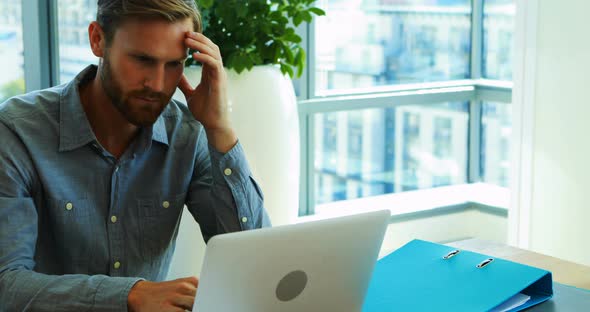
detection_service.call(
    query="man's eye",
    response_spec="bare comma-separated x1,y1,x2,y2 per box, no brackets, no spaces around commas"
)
168,61,184,67
136,56,153,63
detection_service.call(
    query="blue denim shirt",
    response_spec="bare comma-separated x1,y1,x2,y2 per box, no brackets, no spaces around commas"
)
0,65,271,311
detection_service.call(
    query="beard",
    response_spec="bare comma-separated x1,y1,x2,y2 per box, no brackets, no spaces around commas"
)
99,53,171,127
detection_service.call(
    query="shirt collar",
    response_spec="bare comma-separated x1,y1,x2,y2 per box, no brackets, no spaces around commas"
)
58,65,169,152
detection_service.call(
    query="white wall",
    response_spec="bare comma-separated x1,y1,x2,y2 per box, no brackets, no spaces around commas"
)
166,208,206,280
516,0,590,266
380,209,507,258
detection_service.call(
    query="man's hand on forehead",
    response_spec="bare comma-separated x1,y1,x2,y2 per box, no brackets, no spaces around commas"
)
177,31,235,152
184,31,222,66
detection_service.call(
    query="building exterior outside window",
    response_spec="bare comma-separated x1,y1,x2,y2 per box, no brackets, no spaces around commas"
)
0,0,24,102
313,0,514,205
57,0,98,83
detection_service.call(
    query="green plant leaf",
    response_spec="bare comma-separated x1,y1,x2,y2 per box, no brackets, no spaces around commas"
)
284,45,294,63
283,32,301,43
280,63,295,78
233,53,248,74
293,12,304,26
269,10,282,20
308,7,326,16
198,0,214,9
295,47,306,77
302,11,313,23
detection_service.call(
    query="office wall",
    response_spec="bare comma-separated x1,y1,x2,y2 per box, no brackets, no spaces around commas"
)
379,209,507,257
524,0,590,266
167,207,507,279
167,209,206,280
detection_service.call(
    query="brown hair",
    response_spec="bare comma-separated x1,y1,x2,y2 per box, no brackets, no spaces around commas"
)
97,0,202,45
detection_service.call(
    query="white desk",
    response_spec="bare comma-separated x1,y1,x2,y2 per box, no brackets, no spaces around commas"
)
448,238,590,290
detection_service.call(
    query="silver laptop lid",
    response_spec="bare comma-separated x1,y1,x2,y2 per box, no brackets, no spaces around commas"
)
193,209,390,312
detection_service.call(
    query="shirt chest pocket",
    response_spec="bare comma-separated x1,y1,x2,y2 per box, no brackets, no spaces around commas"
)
137,193,186,259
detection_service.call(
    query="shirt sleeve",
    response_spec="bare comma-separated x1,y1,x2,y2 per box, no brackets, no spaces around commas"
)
185,126,271,242
0,121,142,312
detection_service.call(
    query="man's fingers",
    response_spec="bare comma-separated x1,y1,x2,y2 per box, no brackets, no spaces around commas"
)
185,38,218,60
178,75,194,98
186,32,219,53
172,276,198,296
182,276,199,287
171,294,196,311
192,52,222,71
175,282,197,297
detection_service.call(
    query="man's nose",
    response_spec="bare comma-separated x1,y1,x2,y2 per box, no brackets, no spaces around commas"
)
143,65,166,93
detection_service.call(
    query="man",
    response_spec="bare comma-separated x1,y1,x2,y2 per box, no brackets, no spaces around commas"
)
0,0,270,311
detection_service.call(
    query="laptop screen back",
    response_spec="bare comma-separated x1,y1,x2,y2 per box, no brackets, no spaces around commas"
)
193,209,390,312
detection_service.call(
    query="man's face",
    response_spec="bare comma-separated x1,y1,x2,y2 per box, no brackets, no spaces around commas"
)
100,18,192,127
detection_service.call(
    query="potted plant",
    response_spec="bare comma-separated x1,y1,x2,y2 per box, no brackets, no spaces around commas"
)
176,0,324,226
187,0,325,78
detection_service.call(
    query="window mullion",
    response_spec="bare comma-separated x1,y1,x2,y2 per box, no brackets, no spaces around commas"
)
301,16,320,214
47,0,60,86
469,0,485,183
21,0,59,91
471,0,484,79
468,100,482,183
306,18,316,100
305,114,316,215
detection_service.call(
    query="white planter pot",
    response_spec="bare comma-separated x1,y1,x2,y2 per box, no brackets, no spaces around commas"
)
173,65,300,226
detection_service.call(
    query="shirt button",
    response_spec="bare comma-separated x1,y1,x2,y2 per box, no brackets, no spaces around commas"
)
241,217,248,223
65,202,73,211
224,168,232,176
113,261,121,269
111,215,117,223
162,201,170,209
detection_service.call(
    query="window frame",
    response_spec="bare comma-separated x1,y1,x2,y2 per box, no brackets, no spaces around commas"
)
21,0,59,92
295,0,513,216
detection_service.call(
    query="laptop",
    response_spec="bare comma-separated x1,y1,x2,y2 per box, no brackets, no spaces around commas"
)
193,209,390,312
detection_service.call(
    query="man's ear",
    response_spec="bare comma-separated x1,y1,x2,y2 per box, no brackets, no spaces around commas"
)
88,21,106,57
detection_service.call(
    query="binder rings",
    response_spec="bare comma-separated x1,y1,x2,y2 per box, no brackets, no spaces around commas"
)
362,239,553,312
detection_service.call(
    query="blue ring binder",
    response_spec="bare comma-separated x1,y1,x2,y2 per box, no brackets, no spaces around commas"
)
362,239,553,312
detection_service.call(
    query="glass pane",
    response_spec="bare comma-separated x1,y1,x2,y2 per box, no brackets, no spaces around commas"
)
482,0,515,80
315,0,471,95
0,0,25,102
314,102,469,205
57,0,98,84
480,102,511,187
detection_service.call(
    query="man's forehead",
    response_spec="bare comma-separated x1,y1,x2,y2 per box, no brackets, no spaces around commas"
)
113,18,193,59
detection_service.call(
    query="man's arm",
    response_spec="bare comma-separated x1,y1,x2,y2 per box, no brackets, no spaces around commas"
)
178,31,271,240
184,126,271,242
0,122,141,312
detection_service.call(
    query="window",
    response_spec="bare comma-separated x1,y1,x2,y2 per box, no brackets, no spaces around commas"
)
314,103,469,205
0,0,25,102
482,0,516,80
302,0,515,215
314,0,471,94
57,0,98,84
481,102,511,187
